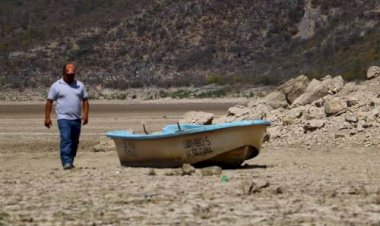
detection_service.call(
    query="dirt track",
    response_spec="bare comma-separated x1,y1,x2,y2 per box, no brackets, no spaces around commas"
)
0,103,379,225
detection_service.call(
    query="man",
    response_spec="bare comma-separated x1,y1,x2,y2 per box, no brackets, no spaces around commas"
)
45,63,90,170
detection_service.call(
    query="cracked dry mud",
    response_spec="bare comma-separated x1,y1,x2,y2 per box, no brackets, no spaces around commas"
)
1,103,380,225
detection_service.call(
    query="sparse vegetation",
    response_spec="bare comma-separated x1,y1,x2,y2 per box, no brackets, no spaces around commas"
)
0,0,379,92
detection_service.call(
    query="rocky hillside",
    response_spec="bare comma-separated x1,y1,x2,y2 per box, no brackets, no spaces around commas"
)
1,0,380,90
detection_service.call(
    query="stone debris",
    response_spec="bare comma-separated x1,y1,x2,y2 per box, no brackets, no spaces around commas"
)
215,66,380,148
97,66,380,164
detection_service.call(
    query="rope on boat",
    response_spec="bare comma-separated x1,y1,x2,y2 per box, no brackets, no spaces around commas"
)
143,124,149,135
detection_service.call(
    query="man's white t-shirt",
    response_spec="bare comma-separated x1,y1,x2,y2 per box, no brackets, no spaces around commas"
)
47,79,88,120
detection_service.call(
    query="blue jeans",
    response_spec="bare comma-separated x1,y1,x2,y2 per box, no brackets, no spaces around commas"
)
57,119,81,166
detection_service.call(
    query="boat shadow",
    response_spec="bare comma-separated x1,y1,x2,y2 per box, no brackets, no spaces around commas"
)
224,164,273,170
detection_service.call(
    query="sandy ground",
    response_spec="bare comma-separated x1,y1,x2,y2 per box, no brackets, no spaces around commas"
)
0,102,380,225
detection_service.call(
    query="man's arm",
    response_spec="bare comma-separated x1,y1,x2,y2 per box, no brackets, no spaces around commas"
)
45,99,53,128
82,99,89,125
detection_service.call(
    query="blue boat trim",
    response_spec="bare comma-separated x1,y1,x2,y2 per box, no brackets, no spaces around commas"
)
106,120,271,140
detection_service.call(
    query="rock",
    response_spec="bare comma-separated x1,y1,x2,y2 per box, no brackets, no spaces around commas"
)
372,108,379,118
260,91,289,109
357,124,364,132
322,75,344,94
335,134,346,139
282,116,295,126
202,190,216,200
292,79,329,106
266,108,283,123
339,82,358,96
346,97,359,107
312,98,324,107
345,113,358,123
93,139,115,152
273,186,284,194
332,76,345,91
279,75,310,104
249,104,273,120
213,115,229,124
226,104,270,121
346,186,368,196
286,106,305,119
321,75,332,81
303,119,326,132
182,164,196,175
360,121,373,128
241,180,253,196
357,111,369,120
339,121,352,130
324,98,347,116
147,168,156,176
367,66,380,79
180,111,214,125
350,129,358,136
304,106,326,119
227,105,250,117
162,164,196,176
241,179,270,195
373,195,380,205
201,166,222,176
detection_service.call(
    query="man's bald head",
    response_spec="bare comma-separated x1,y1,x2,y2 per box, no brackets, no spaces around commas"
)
63,63,76,75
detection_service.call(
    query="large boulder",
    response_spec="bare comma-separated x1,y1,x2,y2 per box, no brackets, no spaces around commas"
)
258,91,289,109
214,105,250,123
279,75,310,104
292,79,329,106
321,75,344,94
180,111,214,125
367,66,380,79
217,103,274,123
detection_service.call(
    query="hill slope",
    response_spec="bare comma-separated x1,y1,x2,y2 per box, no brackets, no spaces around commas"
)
1,0,380,90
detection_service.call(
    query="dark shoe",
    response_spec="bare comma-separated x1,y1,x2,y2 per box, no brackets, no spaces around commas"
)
63,164,74,170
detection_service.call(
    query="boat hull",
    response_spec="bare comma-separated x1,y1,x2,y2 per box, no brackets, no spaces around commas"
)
110,123,268,168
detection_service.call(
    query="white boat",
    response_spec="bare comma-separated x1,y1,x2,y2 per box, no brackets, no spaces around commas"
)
106,120,270,168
